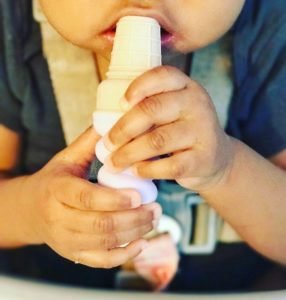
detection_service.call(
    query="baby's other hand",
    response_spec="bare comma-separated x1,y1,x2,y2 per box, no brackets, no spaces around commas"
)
133,233,179,291
23,127,161,268
103,66,234,193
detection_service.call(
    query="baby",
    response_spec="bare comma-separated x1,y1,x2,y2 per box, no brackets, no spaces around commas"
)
1,0,286,292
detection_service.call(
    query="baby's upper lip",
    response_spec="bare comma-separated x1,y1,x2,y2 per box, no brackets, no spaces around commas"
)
102,10,175,35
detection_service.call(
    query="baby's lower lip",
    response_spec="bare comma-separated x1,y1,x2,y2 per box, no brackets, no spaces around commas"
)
102,29,175,48
161,31,175,48
102,30,116,43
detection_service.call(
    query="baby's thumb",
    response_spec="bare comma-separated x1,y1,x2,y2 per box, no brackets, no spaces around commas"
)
56,126,101,167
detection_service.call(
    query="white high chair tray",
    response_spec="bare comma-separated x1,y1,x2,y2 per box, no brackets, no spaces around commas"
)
0,275,286,300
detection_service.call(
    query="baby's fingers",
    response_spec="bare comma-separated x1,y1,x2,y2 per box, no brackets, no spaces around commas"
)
134,150,198,180
107,120,195,171
124,66,190,108
134,151,222,191
60,202,161,234
105,87,191,152
53,177,141,211
74,239,148,269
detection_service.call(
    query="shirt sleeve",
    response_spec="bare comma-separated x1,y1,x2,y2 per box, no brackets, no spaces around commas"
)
241,54,286,158
0,3,24,133
227,1,286,158
0,77,23,133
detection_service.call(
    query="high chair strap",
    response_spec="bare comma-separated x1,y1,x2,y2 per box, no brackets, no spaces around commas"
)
157,188,242,255
33,0,99,145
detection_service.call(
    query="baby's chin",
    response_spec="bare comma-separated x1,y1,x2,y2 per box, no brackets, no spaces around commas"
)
64,34,112,59
173,39,205,54
173,31,223,53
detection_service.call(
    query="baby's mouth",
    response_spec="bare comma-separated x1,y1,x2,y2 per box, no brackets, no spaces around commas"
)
102,25,117,43
160,27,174,48
102,24,174,48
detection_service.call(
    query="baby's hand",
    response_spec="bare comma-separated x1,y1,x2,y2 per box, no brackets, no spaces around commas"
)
103,66,234,192
133,233,179,291
21,128,161,268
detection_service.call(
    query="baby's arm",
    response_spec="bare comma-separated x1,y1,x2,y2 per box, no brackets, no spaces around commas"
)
0,125,25,247
103,66,286,265
201,140,286,264
0,125,20,179
0,125,161,268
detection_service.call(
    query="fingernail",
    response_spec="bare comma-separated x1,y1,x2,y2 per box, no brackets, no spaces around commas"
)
152,206,162,220
120,96,131,112
119,191,141,209
156,268,168,282
131,198,141,208
104,156,121,173
127,191,142,208
152,219,160,228
103,134,117,152
131,165,139,177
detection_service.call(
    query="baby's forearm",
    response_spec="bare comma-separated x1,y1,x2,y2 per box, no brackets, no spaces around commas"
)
201,138,286,264
0,176,41,248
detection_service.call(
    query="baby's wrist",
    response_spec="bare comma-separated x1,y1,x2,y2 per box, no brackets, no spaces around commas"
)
199,136,238,195
198,134,236,194
18,175,45,245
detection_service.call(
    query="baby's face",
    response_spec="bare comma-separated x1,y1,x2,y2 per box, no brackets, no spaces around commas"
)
40,0,245,59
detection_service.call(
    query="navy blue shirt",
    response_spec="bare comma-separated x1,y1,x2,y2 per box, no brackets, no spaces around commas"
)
227,0,286,157
1,0,286,292
0,0,65,175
